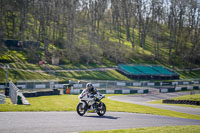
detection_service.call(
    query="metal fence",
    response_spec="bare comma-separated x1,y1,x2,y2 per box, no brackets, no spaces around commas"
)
70,80,157,89
70,80,136,89
70,79,200,89
0,94,6,104
16,80,59,90
0,79,199,90
9,81,19,104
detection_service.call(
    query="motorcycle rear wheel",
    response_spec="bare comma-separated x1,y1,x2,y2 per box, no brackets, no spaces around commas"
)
77,103,87,116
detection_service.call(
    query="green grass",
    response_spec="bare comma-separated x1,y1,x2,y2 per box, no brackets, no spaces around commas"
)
0,49,27,63
1,43,200,81
178,70,200,79
0,95,79,111
148,94,200,108
149,100,200,108
1,94,200,120
0,68,60,83
80,125,200,133
1,63,200,83
55,70,131,81
103,96,200,120
1,18,200,82
6,61,115,71
0,68,131,83
171,94,200,101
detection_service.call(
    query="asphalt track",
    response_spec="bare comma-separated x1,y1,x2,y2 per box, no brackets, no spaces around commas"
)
0,112,200,133
1,90,200,133
109,89,200,116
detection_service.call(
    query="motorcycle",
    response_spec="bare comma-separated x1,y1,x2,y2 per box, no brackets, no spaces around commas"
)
76,92,106,116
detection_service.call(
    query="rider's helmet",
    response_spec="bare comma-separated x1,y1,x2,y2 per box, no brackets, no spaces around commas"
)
86,83,93,91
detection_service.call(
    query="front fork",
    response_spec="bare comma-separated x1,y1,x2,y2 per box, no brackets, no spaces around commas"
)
80,101,86,109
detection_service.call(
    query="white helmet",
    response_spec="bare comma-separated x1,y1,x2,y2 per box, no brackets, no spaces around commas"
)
86,83,93,90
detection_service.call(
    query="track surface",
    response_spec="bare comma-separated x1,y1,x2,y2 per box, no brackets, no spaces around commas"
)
1,90,200,132
0,112,200,133
109,89,200,115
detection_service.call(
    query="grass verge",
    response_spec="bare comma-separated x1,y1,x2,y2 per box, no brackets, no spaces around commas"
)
170,94,200,101
0,94,200,120
0,95,78,111
178,70,200,79
149,100,200,108
80,125,200,133
0,68,131,83
149,94,200,108
55,70,131,81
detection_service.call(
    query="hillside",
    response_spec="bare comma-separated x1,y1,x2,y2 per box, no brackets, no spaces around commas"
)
1,29,200,83
1,21,200,82
0,0,200,83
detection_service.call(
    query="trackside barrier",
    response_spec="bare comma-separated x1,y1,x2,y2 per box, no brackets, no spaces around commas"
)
9,81,18,104
2,79,198,90
0,85,5,89
106,90,115,94
9,81,30,105
23,90,60,97
122,90,130,94
2,80,199,91
68,89,149,94
17,85,26,89
15,81,59,89
0,94,6,104
17,92,30,105
160,86,200,93
163,100,200,106
70,80,200,89
70,89,80,94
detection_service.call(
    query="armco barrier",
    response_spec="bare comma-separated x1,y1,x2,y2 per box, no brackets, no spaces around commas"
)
70,80,200,89
194,86,199,90
1,79,198,90
70,89,80,94
163,100,200,106
23,90,60,97
0,100,5,104
0,94,6,99
98,90,106,94
114,90,122,94
122,90,130,94
17,92,30,105
144,89,149,93
0,85,5,89
106,90,115,94
9,81,30,105
160,86,200,93
0,94,6,104
130,90,138,94
9,81,18,104
68,89,149,94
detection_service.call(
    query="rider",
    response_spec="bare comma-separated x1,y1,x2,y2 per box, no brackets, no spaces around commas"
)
82,83,99,97
81,83,100,110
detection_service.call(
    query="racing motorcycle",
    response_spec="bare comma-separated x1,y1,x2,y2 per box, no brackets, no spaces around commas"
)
76,92,106,116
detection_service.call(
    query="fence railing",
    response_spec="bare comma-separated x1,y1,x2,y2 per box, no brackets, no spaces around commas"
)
0,94,6,104
9,81,19,104
0,79,199,90
9,81,30,105
70,79,200,89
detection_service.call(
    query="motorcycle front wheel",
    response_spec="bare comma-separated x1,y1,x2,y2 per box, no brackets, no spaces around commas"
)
77,103,87,116
97,103,106,116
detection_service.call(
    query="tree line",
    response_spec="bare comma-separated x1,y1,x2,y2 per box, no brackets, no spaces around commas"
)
0,0,200,69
